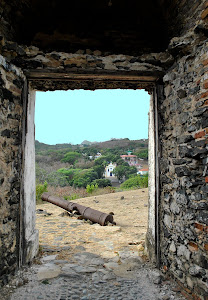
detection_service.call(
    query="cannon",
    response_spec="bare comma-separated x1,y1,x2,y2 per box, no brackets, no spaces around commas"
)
41,192,114,226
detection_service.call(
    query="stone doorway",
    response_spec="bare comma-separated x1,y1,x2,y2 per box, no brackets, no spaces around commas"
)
34,88,149,264
21,77,160,269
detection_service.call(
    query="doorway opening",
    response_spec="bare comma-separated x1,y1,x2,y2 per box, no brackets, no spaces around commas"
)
34,88,151,271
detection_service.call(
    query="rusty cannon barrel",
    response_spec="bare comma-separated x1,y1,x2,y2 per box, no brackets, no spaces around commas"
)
41,192,114,226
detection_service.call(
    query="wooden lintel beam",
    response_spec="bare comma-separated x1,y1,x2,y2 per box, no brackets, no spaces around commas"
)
25,71,158,82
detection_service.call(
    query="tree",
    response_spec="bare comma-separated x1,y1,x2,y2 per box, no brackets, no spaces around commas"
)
94,156,108,167
61,151,81,164
125,166,137,179
73,169,98,188
113,165,128,181
116,158,129,166
136,149,148,159
93,165,105,178
57,168,77,185
36,163,48,183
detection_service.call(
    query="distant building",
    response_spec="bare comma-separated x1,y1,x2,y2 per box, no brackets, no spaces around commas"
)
104,162,116,177
89,152,102,160
95,152,102,159
137,168,148,175
120,154,139,166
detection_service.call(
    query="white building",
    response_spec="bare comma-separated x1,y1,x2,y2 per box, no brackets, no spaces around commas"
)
94,152,102,159
137,168,148,175
104,162,116,177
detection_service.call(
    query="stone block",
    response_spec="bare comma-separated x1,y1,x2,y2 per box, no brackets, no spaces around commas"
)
172,158,187,165
190,201,208,210
188,242,199,252
201,8,208,20
187,125,197,133
174,191,188,206
178,135,194,144
175,166,191,177
179,146,193,158
164,214,172,228
204,1,208,9
186,276,194,289
169,241,176,253
170,201,180,214
189,265,206,277
177,89,187,99
177,245,191,260
93,50,102,56
197,212,208,225
189,193,202,201
194,223,205,232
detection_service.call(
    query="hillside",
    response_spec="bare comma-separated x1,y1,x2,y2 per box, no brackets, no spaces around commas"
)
35,138,148,154
35,138,148,190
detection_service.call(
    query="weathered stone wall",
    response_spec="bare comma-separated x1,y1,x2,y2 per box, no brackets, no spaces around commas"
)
0,55,26,286
159,40,208,298
0,2,207,299
158,0,205,37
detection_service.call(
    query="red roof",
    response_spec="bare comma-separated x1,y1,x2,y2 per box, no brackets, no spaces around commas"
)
140,168,148,171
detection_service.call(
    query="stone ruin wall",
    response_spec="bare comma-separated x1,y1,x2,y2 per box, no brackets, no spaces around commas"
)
159,40,208,298
157,3,208,298
155,3,208,297
0,0,207,298
0,55,26,286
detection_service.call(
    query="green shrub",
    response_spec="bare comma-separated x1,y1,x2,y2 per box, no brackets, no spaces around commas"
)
36,181,48,203
141,174,148,188
64,193,80,201
120,175,148,189
86,183,98,194
92,178,112,187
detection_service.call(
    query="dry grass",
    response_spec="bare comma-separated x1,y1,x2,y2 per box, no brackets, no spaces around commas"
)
46,185,116,200
47,185,88,199
36,188,149,261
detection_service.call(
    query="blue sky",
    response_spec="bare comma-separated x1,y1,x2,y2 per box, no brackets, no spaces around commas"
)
35,89,150,145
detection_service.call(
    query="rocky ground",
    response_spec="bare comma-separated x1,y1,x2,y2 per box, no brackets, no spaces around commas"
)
3,189,186,300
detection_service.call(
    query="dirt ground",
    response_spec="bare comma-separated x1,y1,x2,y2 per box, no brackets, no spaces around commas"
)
2,188,186,300
36,188,148,262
